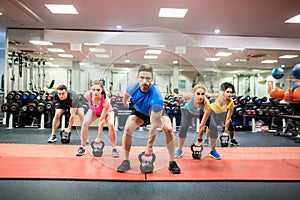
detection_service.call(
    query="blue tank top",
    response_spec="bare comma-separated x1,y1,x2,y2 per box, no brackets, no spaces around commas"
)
183,96,207,115
127,82,164,116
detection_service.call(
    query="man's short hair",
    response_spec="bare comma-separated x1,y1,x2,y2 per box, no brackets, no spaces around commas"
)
138,64,153,76
57,84,68,91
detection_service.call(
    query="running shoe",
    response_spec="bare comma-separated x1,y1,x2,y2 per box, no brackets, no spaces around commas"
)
230,139,240,146
47,134,57,143
175,149,183,158
168,161,181,174
112,148,119,158
117,160,131,172
209,149,221,160
76,147,85,156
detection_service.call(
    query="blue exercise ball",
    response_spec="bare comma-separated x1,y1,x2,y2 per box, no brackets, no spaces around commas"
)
292,63,300,79
271,67,284,79
292,82,300,92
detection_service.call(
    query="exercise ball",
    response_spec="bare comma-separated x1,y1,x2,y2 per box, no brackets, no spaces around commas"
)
293,87,300,101
292,63,300,79
269,87,284,99
292,82,300,92
283,89,294,102
271,67,284,79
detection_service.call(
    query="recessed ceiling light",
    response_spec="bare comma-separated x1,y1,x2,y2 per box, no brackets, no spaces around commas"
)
29,40,53,45
145,50,162,54
279,55,298,59
116,25,122,29
158,8,188,18
261,60,278,64
214,29,220,34
125,59,130,63
173,60,178,64
45,4,78,14
47,48,65,52
205,57,220,62
285,14,300,23
215,52,232,57
58,54,73,58
226,63,232,66
84,43,100,46
234,59,248,62
89,48,106,53
0,12,3,16
144,55,158,59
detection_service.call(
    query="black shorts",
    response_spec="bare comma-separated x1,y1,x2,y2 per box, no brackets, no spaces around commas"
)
131,108,150,126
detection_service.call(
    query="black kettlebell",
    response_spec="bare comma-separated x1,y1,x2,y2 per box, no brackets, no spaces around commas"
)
220,134,230,147
138,152,156,174
91,141,105,157
190,144,204,160
60,130,71,144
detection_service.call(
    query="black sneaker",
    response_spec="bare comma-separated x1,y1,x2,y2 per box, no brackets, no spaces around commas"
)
230,139,240,146
117,160,131,172
169,161,181,174
76,147,85,156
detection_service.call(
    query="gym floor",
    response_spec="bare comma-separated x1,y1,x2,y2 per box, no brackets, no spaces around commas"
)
0,125,299,200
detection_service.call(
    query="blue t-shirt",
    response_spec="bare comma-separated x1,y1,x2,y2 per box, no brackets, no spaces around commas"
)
126,82,164,116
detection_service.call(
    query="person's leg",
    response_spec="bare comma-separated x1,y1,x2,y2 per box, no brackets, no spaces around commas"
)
177,109,192,150
106,111,119,157
161,116,180,174
48,108,64,143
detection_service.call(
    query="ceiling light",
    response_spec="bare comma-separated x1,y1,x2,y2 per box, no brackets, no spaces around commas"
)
173,60,178,64
58,54,73,58
261,60,278,64
234,59,248,62
29,40,53,45
285,14,300,23
215,52,232,57
0,12,3,16
226,63,232,66
48,58,54,61
279,55,298,59
214,29,220,34
89,48,106,53
116,25,122,29
125,59,130,63
158,8,188,18
47,48,65,52
205,57,220,62
144,55,158,59
145,50,162,54
45,4,78,14
95,54,110,58
84,43,100,46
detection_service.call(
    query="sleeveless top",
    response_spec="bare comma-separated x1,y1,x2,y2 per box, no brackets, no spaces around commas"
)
183,96,208,115
210,95,233,114
88,93,113,116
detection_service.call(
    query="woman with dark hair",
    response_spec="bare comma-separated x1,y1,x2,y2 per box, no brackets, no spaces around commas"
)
76,80,118,157
194,82,235,160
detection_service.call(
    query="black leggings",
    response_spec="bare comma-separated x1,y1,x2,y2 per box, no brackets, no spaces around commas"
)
178,109,200,139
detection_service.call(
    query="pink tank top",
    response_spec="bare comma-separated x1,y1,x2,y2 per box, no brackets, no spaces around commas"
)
88,93,113,116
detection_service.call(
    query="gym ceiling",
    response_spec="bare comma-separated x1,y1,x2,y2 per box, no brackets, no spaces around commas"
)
0,0,300,75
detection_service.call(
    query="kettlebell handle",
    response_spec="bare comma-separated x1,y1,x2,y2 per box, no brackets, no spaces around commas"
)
190,144,203,153
138,152,156,163
91,141,105,149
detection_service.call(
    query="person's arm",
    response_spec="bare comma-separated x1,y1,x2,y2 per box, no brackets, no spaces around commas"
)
122,92,130,108
145,110,162,155
65,108,76,133
223,103,234,135
98,98,110,125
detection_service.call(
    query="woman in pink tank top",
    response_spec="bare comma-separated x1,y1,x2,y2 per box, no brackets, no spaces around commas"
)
76,80,119,157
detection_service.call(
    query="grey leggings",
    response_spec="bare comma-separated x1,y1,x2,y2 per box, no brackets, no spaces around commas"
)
208,110,227,139
178,109,200,138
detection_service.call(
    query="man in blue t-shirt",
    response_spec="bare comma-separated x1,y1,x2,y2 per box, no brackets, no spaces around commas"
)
117,64,181,174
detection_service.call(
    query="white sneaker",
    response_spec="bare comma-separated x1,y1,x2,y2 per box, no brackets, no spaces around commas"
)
47,134,57,143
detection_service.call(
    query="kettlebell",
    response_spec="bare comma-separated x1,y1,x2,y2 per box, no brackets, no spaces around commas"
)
190,144,204,160
60,130,71,144
91,141,105,157
220,134,230,147
138,152,156,174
